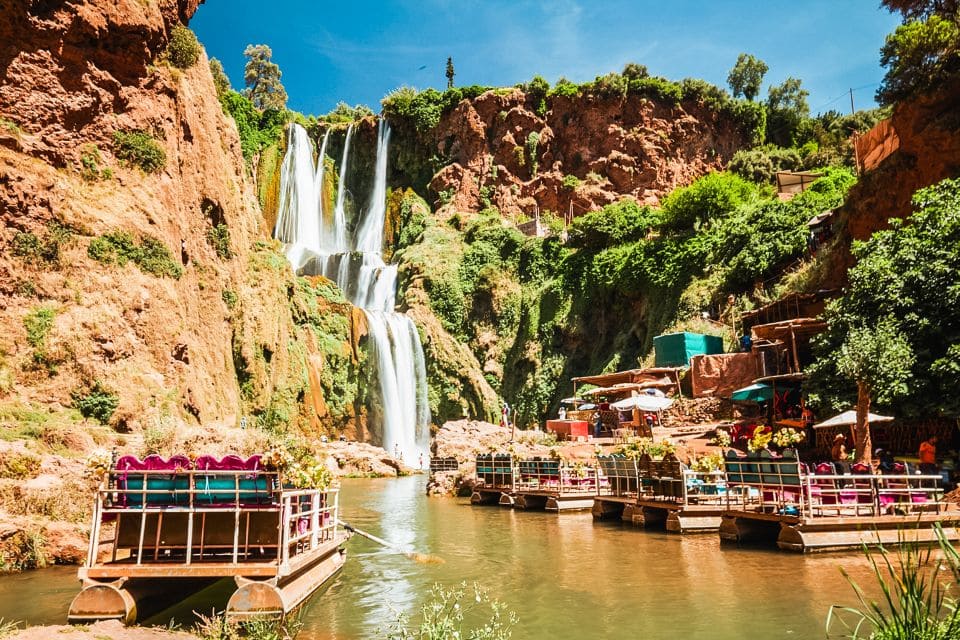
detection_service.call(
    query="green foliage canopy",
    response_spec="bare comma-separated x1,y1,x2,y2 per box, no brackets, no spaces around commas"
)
806,178,960,417
243,44,288,111
727,53,769,101
876,14,960,106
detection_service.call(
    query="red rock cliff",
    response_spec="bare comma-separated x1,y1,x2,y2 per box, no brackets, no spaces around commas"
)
0,0,334,433
422,88,749,217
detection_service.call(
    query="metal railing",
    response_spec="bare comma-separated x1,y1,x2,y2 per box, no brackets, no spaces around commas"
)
85,468,339,576
430,457,459,472
515,459,601,495
723,460,945,519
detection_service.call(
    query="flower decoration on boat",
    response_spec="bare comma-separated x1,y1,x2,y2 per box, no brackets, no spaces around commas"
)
617,437,676,460
263,446,293,471
711,429,732,448
746,426,773,452
772,427,805,448
288,459,334,490
691,452,725,473
84,448,113,479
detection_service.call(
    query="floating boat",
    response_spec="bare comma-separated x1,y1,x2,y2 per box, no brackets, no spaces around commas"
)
68,453,349,624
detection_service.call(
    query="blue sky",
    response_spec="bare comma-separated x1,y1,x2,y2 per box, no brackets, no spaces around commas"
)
192,1,901,116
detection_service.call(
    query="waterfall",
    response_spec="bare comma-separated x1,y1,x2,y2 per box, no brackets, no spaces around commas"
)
355,122,391,254
275,121,430,468
331,124,353,254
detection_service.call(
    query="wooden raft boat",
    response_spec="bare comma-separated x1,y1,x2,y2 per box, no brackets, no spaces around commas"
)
68,454,348,624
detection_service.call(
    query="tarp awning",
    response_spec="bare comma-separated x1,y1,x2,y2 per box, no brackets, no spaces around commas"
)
730,383,773,403
611,396,675,412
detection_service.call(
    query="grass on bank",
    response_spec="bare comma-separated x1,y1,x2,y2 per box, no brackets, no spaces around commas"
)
827,525,960,639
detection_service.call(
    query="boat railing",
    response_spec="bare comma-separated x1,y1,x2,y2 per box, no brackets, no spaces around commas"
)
799,472,944,519
515,459,600,495
723,459,945,519
679,470,730,507
85,468,339,578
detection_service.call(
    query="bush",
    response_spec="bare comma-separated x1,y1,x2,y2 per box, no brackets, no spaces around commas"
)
728,146,803,184
660,172,758,229
88,231,183,279
0,452,41,480
166,24,200,69
220,91,289,163
113,130,166,173
222,289,238,309
628,76,683,104
23,307,55,367
79,144,112,181
11,221,73,266
70,381,119,424
207,223,232,259
561,174,580,190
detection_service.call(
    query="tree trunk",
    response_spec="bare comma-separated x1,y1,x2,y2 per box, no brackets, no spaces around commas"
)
854,381,872,465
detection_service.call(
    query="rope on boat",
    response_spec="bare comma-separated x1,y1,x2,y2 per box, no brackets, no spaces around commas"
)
338,519,444,564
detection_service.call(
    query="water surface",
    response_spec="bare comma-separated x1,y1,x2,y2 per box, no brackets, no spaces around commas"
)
0,477,879,639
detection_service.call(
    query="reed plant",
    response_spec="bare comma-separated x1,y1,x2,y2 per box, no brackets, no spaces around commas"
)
827,525,960,639
382,582,517,640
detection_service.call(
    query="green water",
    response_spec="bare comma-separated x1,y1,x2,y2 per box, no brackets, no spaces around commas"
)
0,476,879,639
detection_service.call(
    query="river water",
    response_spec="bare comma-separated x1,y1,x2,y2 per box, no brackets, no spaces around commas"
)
0,476,879,639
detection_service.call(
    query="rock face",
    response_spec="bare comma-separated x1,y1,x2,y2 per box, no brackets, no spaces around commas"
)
827,79,960,286
408,89,747,216
0,0,354,435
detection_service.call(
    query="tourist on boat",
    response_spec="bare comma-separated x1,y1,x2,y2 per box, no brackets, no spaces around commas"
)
874,448,896,473
593,411,602,438
919,436,938,475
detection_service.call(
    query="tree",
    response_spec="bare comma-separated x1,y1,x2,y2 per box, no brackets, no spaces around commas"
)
622,62,649,81
806,177,960,427
876,14,960,106
766,77,810,146
834,319,914,464
445,56,455,89
243,44,287,111
209,57,231,98
727,53,768,101
882,0,959,19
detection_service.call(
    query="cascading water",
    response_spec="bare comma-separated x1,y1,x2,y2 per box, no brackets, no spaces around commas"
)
275,121,430,468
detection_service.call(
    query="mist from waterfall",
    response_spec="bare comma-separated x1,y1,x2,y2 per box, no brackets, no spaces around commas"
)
275,121,430,468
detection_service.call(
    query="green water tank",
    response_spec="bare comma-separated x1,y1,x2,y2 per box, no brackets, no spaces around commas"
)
653,332,723,367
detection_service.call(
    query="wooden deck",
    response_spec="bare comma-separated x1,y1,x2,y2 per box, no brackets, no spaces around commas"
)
721,509,960,552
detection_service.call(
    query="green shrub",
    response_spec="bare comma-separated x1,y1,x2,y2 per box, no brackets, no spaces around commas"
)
381,582,517,640
222,289,238,309
23,307,55,367
112,130,166,173
628,76,683,104
70,381,119,424
524,75,550,116
728,146,803,184
79,144,112,182
561,174,580,190
88,231,183,279
661,172,758,230
548,78,580,98
220,91,289,163
525,131,540,175
166,24,201,69
11,222,73,266
207,223,232,259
